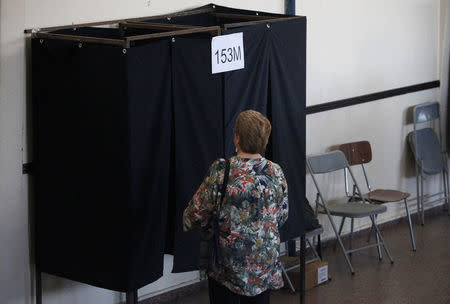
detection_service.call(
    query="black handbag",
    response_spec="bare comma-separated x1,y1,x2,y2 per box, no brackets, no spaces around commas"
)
199,159,231,272
304,198,321,231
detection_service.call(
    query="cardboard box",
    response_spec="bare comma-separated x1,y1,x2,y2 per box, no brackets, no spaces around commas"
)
284,260,329,291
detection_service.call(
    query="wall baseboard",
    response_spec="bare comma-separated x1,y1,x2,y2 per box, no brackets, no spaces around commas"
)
139,279,208,304
138,204,446,304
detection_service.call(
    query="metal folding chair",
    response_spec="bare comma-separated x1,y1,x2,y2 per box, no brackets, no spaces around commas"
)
338,141,416,251
408,102,450,225
307,151,394,274
281,226,324,292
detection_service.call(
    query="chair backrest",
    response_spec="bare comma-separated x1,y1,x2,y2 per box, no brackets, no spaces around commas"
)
307,151,368,208
408,128,444,175
339,141,373,192
413,102,440,124
339,141,372,166
307,151,349,174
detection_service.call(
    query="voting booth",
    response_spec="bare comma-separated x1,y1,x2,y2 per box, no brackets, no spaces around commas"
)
30,4,306,300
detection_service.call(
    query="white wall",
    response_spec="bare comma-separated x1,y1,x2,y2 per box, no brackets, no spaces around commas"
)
2,1,285,304
440,0,450,131
0,1,30,304
23,0,284,29
0,1,446,304
300,0,439,106
300,0,443,240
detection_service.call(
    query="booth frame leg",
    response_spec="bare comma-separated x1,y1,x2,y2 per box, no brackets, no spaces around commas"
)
300,234,306,304
285,0,296,15
36,268,42,304
126,290,138,304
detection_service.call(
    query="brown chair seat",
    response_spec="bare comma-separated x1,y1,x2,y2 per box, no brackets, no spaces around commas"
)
366,189,410,203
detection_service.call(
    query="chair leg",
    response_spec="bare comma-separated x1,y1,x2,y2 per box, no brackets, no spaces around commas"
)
446,171,450,215
307,238,321,261
442,171,447,206
404,199,416,251
325,213,355,274
373,215,382,260
281,265,296,293
366,222,374,243
334,217,346,251
443,170,449,214
349,218,354,256
420,173,425,225
416,174,422,225
369,216,394,264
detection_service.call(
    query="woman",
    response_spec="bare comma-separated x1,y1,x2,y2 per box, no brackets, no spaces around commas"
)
183,110,288,304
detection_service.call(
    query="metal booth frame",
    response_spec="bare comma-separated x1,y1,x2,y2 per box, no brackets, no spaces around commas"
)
25,4,307,304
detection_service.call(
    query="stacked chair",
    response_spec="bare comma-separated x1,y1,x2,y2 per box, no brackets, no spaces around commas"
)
306,151,394,275
408,101,450,224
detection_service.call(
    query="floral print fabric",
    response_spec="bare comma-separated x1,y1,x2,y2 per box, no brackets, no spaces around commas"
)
183,156,289,296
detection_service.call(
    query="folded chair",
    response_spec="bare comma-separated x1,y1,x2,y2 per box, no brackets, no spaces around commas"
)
307,151,394,274
408,102,450,225
338,141,416,251
281,226,324,292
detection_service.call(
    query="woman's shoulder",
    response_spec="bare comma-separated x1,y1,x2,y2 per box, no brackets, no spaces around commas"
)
212,156,239,167
264,158,278,169
265,159,285,176
210,158,227,171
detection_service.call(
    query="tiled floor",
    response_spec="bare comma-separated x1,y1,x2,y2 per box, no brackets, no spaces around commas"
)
168,211,450,304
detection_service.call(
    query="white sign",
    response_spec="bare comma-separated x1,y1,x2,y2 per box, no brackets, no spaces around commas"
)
317,265,328,284
211,32,245,74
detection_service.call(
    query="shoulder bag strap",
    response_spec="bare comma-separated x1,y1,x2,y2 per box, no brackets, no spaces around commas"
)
212,158,230,269
219,159,231,208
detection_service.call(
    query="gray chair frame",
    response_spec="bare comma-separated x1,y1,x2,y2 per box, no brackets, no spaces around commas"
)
307,151,394,274
409,101,450,224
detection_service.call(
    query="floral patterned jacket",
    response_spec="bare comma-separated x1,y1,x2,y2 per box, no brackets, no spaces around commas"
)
183,156,289,296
